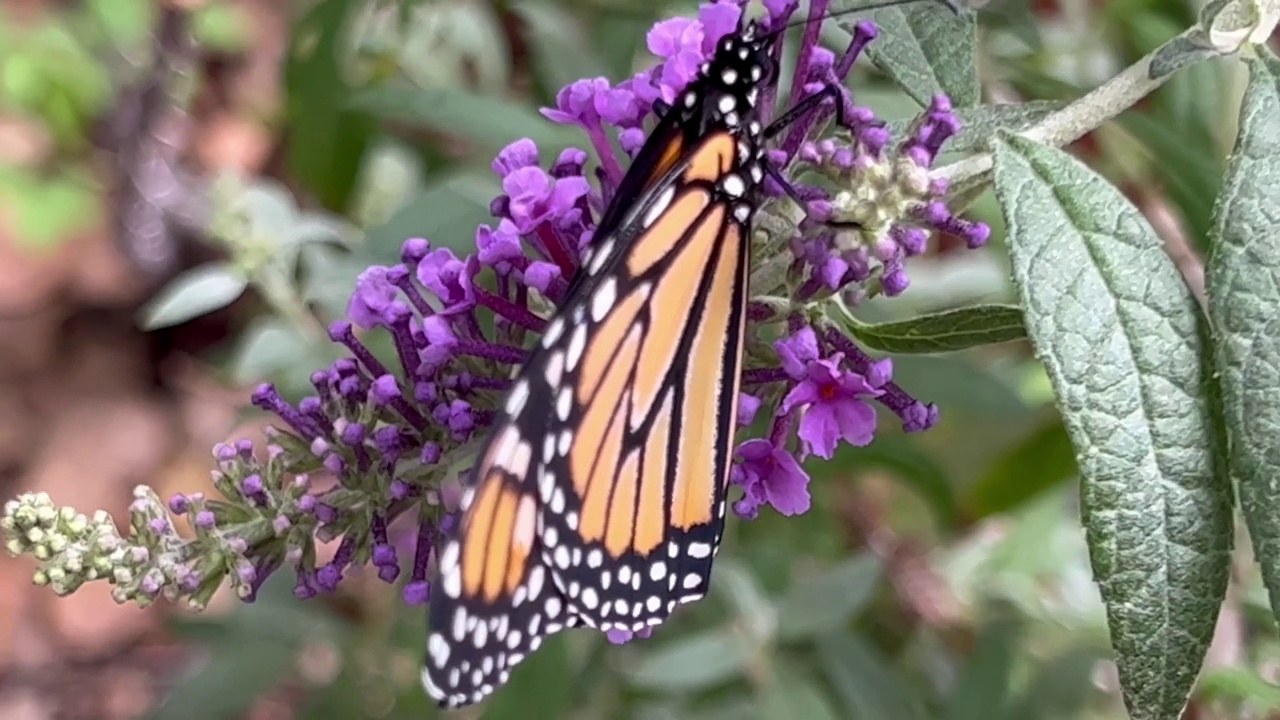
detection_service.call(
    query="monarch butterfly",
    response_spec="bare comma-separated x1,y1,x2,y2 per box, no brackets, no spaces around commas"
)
422,0,924,708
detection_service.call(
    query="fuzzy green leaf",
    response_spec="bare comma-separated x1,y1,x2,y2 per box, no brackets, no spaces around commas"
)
1205,51,1280,628
775,553,881,640
993,132,1231,720
840,303,1026,354
138,262,248,330
623,629,751,692
965,417,1077,520
350,83,577,156
844,0,979,108
883,101,1064,154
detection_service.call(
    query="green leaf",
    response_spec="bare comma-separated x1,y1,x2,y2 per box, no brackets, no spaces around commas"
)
283,0,374,211
757,666,841,720
513,0,606,95
0,167,101,249
137,262,248,330
884,101,1064,155
942,613,1020,720
1198,666,1280,709
1117,102,1222,248
1004,645,1106,720
623,628,751,692
993,132,1232,720
964,416,1077,521
1148,29,1220,80
231,315,338,398
350,83,578,156
154,579,343,720
839,303,1027,354
837,433,959,529
816,630,930,720
849,0,979,108
980,0,1042,50
1205,51,1280,629
366,169,501,261
481,634,574,720
775,553,881,641
890,355,1030,421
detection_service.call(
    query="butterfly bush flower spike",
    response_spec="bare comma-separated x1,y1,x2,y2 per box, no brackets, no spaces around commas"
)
2,0,984,652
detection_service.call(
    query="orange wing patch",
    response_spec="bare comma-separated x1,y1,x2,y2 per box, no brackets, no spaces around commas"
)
458,425,539,601
462,475,501,597
632,205,726,427
632,389,673,556
482,488,518,601
578,286,649,403
683,132,737,184
605,449,641,557
671,223,741,530
571,326,641,496
649,135,686,189
581,400,629,544
627,189,711,276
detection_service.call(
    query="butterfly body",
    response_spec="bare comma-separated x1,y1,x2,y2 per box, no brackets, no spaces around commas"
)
423,20,775,710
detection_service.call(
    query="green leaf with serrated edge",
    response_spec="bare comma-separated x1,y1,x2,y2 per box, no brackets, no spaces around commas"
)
817,630,930,720
623,628,752,692
1205,52,1280,629
964,416,1077,521
993,132,1231,720
350,84,578,156
137,262,248,330
883,101,1065,155
839,304,1026,354
775,553,881,640
845,0,979,108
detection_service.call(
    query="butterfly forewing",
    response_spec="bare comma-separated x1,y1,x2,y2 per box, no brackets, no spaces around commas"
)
423,23,773,710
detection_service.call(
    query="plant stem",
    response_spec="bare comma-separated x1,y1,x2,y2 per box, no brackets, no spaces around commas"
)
931,26,1211,193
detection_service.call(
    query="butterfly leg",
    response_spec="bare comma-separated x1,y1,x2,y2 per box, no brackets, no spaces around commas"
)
762,83,865,229
763,82,853,141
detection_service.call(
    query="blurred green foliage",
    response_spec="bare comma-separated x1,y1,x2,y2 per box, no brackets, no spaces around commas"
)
7,0,1280,718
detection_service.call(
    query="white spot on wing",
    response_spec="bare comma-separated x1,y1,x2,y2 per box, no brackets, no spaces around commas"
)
566,325,588,370
722,174,746,197
545,350,565,386
556,388,573,420
592,277,617,322
588,239,613,275
643,185,676,229
504,379,530,415
542,317,565,348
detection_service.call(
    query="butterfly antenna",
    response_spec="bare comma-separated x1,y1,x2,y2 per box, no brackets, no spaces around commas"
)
766,0,961,39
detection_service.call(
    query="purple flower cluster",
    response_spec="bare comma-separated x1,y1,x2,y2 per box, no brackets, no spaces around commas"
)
2,0,987,624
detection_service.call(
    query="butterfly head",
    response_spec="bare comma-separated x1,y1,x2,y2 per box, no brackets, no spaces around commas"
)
678,21,774,143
